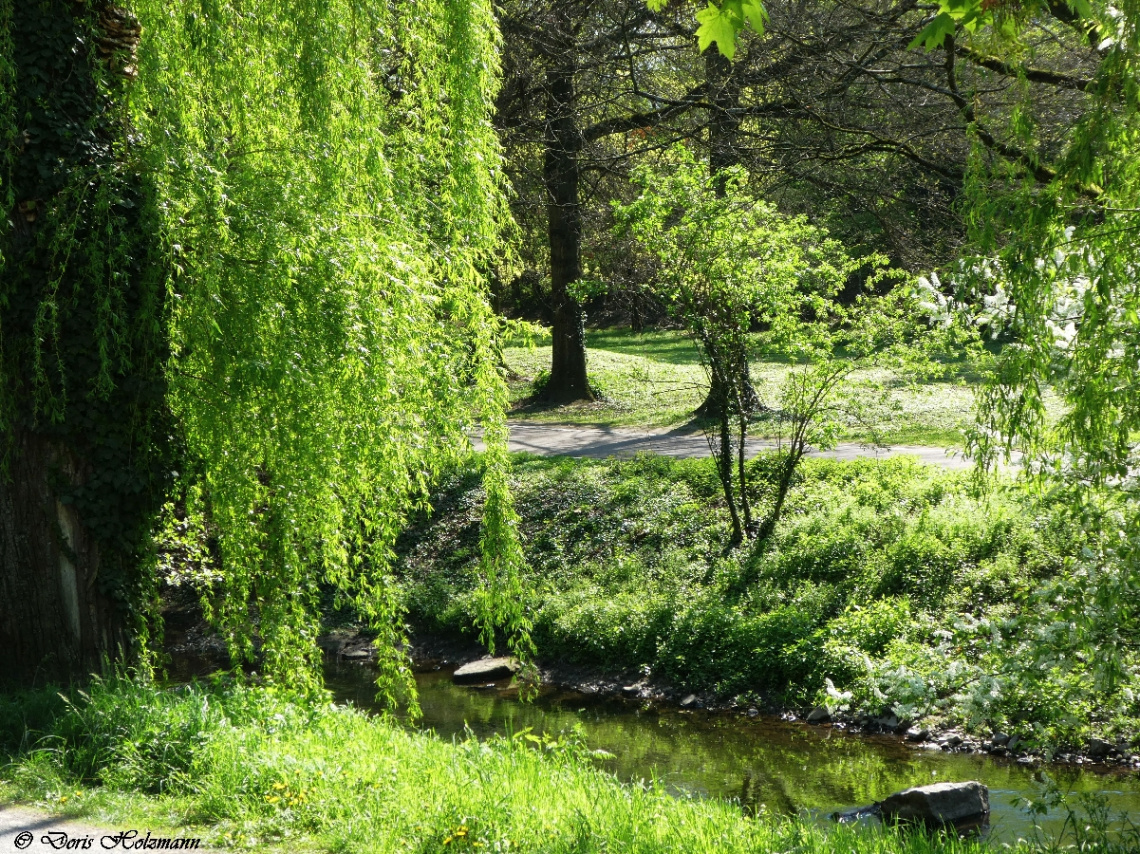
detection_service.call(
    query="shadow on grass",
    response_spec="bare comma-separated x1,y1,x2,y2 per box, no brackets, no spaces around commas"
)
585,328,703,365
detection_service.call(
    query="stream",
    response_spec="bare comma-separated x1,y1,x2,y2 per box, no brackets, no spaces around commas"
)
326,663,1140,845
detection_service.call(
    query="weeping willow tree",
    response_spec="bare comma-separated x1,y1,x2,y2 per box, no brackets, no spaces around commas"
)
0,0,529,695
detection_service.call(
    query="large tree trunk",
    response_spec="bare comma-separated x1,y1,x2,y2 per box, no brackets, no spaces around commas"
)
706,49,742,194
540,5,594,403
0,432,130,683
0,1,167,685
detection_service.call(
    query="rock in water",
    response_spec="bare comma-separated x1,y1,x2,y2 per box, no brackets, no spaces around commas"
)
452,657,521,685
806,707,830,724
879,781,989,826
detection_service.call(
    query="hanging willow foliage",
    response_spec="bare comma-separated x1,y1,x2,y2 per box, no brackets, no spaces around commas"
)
1,0,527,699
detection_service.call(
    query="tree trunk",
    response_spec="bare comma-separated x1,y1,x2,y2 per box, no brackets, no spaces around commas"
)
0,0,168,685
706,49,742,195
0,431,130,683
540,6,594,403
696,49,758,418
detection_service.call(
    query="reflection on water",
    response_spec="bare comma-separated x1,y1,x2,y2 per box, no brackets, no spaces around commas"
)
326,664,1140,845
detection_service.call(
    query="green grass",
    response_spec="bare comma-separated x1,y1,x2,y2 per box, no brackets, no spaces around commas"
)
0,678,1080,854
397,453,1140,749
504,328,1055,447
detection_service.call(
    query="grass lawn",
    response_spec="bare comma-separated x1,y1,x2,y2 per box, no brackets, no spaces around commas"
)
504,328,1054,448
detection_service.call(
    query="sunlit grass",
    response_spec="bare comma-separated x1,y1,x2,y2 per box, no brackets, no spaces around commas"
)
503,328,1020,447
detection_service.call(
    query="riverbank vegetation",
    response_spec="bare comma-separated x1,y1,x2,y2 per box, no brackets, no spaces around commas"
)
396,453,1138,753
0,677,1127,854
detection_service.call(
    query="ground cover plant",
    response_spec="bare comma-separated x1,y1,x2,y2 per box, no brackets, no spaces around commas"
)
396,453,1140,751
0,677,1126,854
504,329,1056,448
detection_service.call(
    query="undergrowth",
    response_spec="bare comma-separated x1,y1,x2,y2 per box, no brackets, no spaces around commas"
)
396,453,1140,751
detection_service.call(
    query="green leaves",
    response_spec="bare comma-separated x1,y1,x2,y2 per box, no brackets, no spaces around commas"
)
693,0,767,59
909,0,994,50
98,0,528,696
910,12,959,51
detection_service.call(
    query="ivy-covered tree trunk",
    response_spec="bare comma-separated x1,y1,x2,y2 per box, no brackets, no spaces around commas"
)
0,1,170,684
540,4,594,403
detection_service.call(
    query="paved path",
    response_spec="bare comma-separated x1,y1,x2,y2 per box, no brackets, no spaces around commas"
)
0,803,214,853
474,422,971,469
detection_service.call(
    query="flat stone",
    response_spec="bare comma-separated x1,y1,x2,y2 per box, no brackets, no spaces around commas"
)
879,781,990,826
680,694,699,708
621,682,646,697
452,657,521,685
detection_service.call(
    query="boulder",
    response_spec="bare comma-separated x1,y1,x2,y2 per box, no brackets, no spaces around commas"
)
806,707,830,724
1088,737,1115,760
452,657,521,685
879,781,989,826
680,694,699,709
905,727,928,742
874,714,900,732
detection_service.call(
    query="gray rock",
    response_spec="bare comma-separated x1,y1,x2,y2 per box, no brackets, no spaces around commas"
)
747,707,760,718
1088,737,1115,760
806,707,831,724
874,714,900,732
938,733,963,749
1007,736,1021,751
680,694,699,708
905,727,929,742
880,781,990,826
452,657,521,685
991,732,1011,747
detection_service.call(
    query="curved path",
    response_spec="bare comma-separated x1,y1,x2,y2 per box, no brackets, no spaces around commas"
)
475,422,971,470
